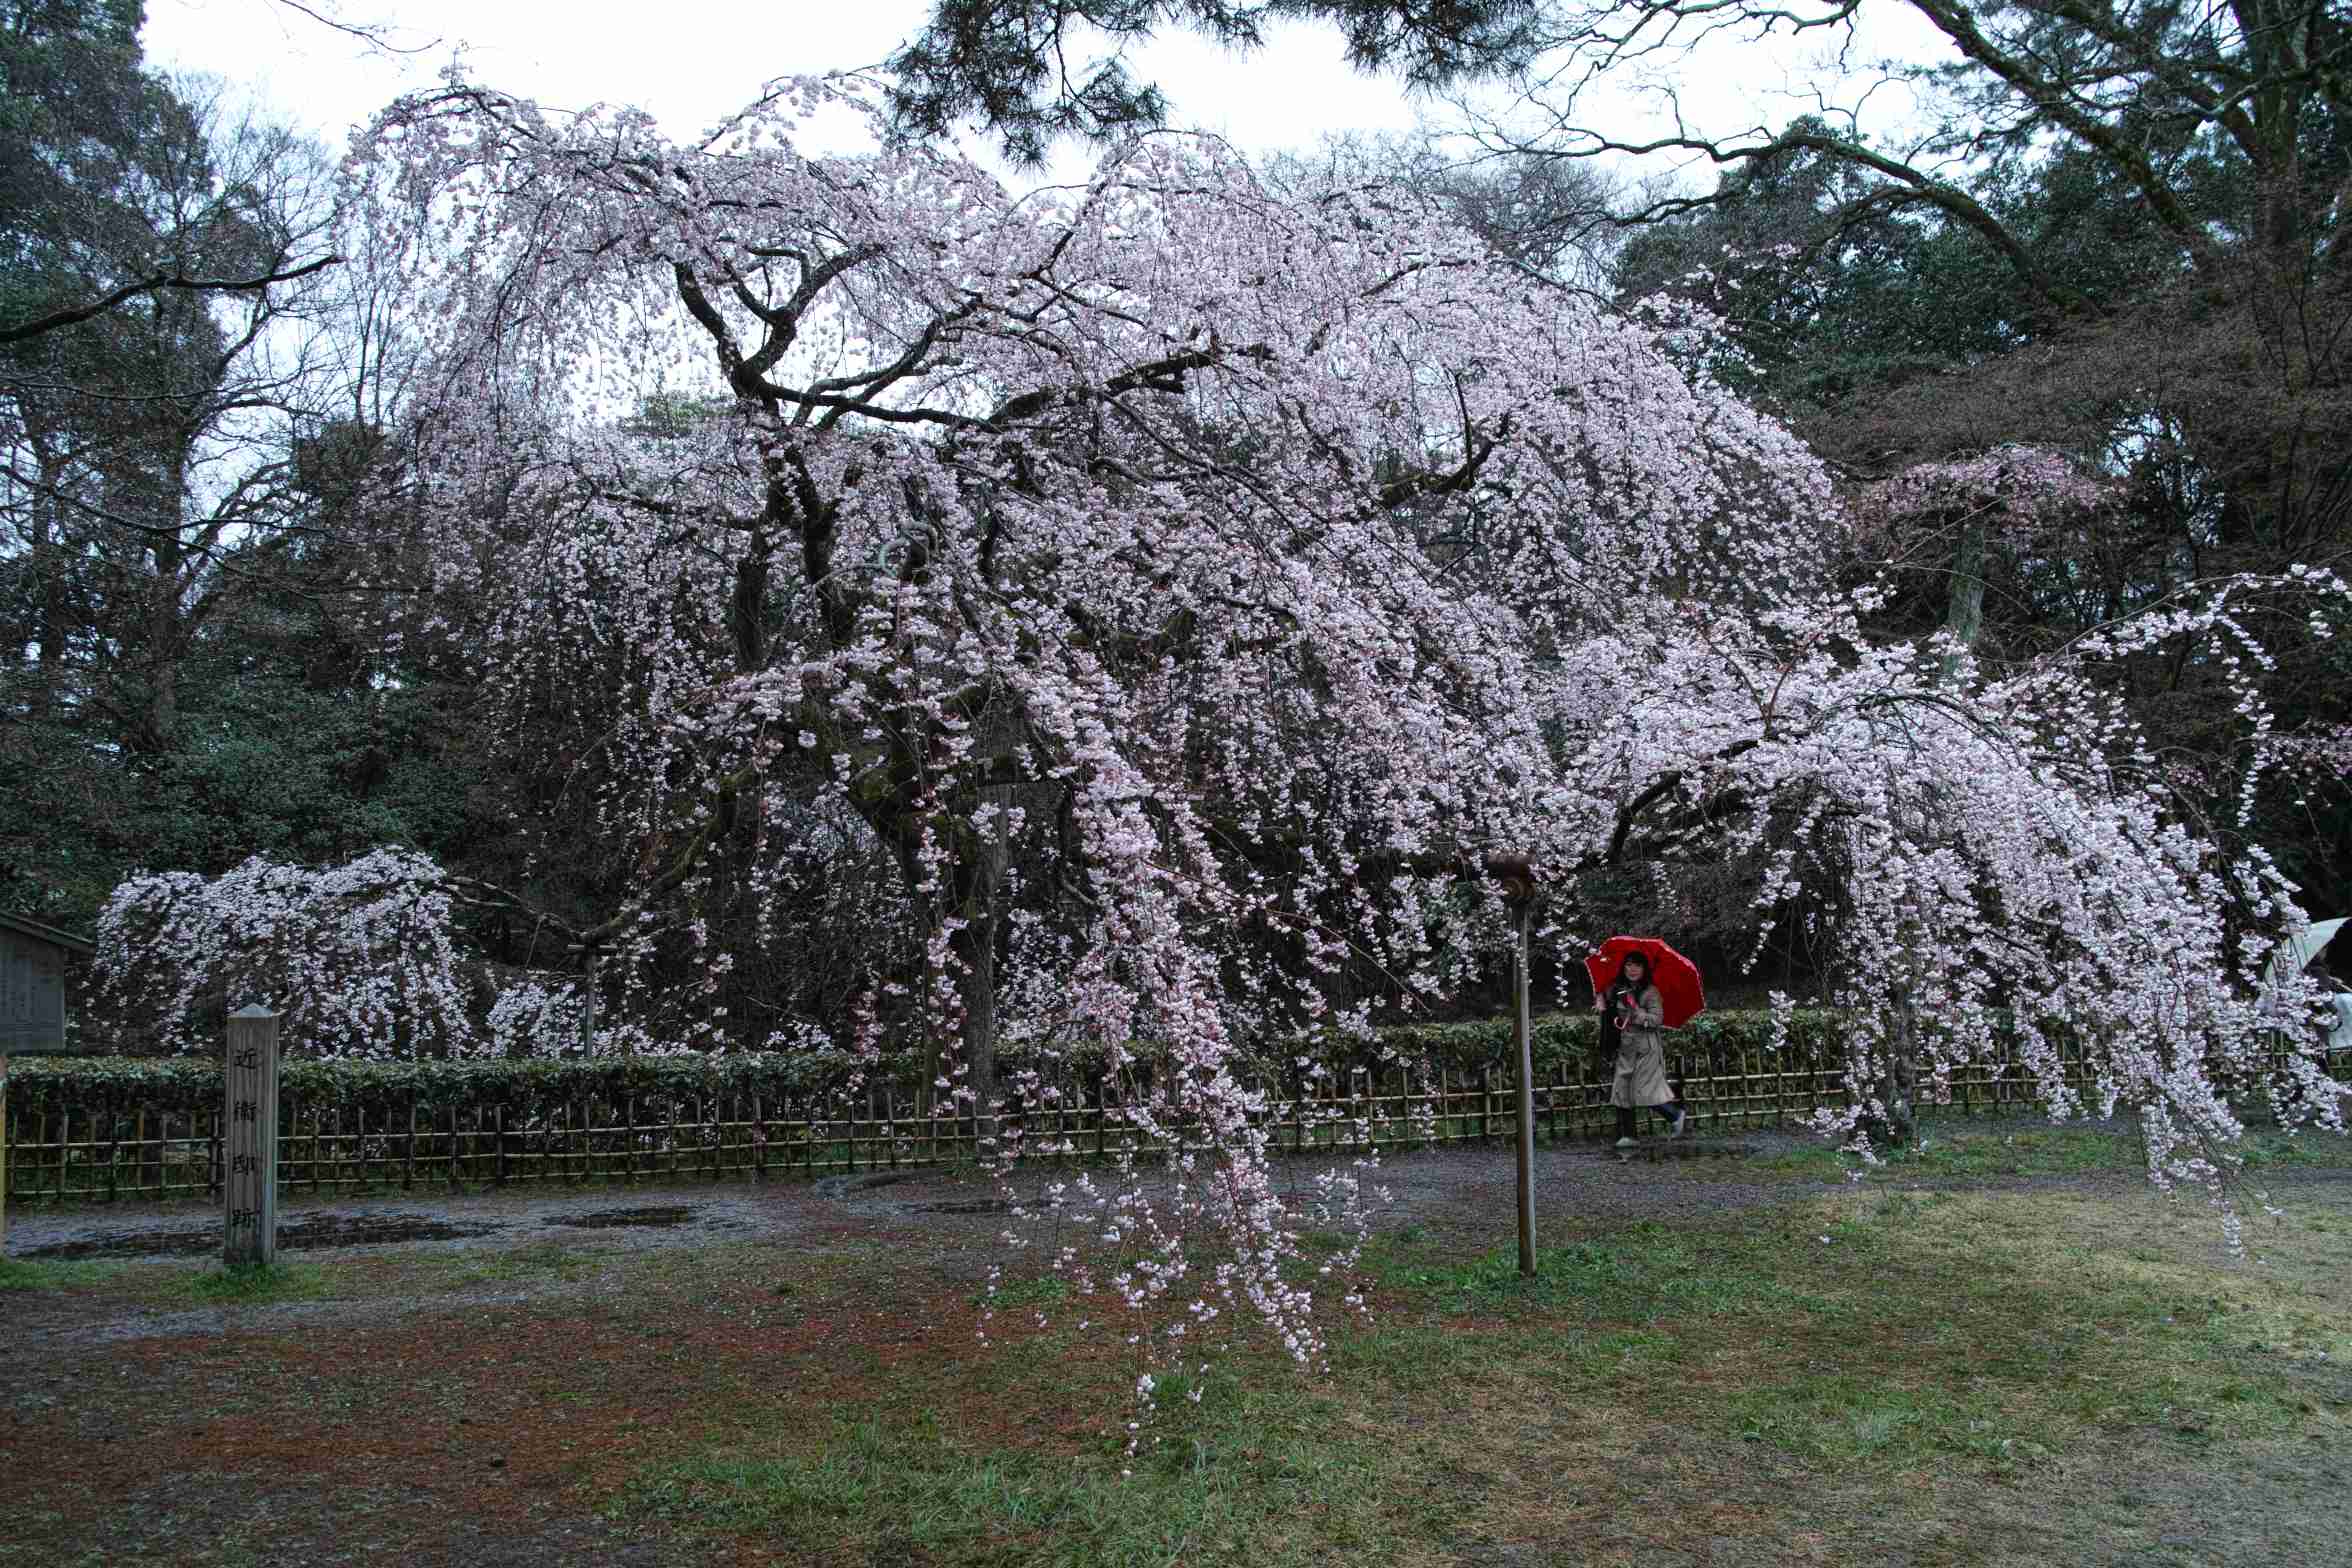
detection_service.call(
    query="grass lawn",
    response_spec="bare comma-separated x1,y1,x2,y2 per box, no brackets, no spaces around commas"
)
610,1185,2352,1566
2,1124,2347,1566
1725,1114,2352,1183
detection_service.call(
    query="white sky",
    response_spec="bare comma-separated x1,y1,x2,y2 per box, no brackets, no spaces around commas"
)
141,0,1952,189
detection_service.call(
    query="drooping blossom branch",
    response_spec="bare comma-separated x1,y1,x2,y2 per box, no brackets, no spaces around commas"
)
99,849,474,1058
254,74,2352,1440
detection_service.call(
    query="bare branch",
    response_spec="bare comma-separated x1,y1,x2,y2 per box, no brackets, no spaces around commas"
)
0,256,342,346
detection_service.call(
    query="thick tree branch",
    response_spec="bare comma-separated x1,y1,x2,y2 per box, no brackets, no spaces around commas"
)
1,256,341,346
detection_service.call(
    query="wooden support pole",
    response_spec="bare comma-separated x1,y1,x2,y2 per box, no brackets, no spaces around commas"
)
581,950,599,1054
1487,855,1545,1279
1512,897,1538,1279
224,1005,279,1268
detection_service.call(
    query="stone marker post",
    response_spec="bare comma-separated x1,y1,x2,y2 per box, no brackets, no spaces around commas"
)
224,1005,279,1267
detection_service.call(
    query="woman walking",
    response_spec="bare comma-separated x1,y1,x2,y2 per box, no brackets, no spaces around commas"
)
1597,951,1690,1146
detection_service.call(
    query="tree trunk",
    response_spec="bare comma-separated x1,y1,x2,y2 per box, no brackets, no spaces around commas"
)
948,899,998,1151
136,463,191,756
29,507,66,723
947,785,1012,1149
22,431,77,725
1864,987,1920,1148
1938,513,1986,682
1873,518,1988,1144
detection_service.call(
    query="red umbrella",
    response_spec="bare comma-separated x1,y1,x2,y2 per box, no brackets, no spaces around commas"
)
1583,937,1706,1030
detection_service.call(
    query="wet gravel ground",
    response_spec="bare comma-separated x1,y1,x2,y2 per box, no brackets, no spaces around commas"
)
2,1132,1826,1267
0,1134,1844,1357
18,1124,2343,1363
17,1114,2340,1275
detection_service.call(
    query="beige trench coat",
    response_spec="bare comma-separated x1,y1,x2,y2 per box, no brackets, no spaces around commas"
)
1607,983,1673,1108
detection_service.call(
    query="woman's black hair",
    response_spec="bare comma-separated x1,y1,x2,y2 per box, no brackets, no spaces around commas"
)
1602,952,1650,1050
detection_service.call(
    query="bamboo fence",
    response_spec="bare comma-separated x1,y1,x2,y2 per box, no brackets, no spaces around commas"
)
10,1031,2316,1206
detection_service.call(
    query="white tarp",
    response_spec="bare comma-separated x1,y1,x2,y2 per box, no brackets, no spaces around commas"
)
2284,917,2347,976
2280,917,2350,1052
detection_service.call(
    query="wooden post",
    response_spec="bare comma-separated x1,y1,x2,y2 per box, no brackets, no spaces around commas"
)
224,1005,279,1268
2,1050,11,1255
1511,897,1538,1279
1483,855,1544,1280
580,951,599,1054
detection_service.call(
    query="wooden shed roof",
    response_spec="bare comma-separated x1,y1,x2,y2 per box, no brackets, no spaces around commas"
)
0,910,96,956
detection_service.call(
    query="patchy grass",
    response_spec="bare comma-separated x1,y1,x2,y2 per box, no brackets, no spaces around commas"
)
611,1184,2352,1566
620,1377,1398,1568
5,1168,2349,1567
981,1273,1071,1309
1726,1116,2352,1185
1370,1226,1789,1320
1744,1121,2144,1180
2236,1125,2352,1170
406,1241,615,1289
166,1261,335,1304
1358,1186,2349,1465
0,1255,125,1291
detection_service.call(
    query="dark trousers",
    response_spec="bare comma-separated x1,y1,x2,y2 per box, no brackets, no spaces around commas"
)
1616,1102,1686,1139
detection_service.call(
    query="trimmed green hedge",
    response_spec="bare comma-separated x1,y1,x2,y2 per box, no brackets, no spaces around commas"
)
2,1051,852,1121
1359,1008,1843,1077
1,1009,1843,1119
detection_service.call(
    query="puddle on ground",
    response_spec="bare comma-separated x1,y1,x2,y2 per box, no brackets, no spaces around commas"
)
551,1205,695,1230
22,1214,498,1261
1606,1140,1760,1163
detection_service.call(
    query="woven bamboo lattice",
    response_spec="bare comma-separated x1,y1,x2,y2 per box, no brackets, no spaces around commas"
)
9,1032,2315,1205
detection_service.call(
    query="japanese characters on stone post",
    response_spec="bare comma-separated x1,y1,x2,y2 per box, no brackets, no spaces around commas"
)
224,1005,280,1266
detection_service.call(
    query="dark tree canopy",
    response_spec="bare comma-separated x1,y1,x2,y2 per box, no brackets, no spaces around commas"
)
884,0,1543,161
0,7,395,929
1603,99,2352,914
0,0,334,346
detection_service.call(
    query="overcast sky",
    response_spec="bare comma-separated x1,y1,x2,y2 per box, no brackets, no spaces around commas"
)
142,0,1421,156
140,0,1950,189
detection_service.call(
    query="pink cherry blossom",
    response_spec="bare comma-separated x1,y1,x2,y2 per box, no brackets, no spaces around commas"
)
92,78,2350,1431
